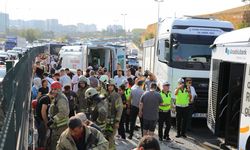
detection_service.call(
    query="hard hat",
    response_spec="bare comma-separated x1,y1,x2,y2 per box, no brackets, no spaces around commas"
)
32,99,38,109
79,76,89,85
51,81,62,89
99,75,109,84
107,78,115,85
85,87,98,99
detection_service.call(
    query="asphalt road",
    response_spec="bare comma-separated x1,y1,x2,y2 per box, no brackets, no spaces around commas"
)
116,118,222,150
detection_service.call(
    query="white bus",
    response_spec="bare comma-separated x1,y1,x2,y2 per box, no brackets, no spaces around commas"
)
207,27,250,150
143,16,234,118
60,45,126,74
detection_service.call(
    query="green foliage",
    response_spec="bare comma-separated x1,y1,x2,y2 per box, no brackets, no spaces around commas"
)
8,28,42,42
131,28,145,48
22,29,42,42
144,33,154,41
238,21,250,29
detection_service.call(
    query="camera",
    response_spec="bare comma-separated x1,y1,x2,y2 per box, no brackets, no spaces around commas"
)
144,70,150,77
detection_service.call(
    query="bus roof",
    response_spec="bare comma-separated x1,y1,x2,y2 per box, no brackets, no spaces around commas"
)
214,27,250,45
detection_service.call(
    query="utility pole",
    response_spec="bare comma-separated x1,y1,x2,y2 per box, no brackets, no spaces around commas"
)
154,0,164,74
121,13,127,50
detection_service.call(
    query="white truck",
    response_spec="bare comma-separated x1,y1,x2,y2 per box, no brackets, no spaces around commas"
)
60,44,126,74
207,27,250,150
143,16,234,118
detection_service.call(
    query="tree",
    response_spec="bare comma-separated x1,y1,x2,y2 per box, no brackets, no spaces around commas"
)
131,28,145,48
20,29,42,43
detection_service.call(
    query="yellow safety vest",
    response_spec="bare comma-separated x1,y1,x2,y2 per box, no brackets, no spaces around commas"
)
176,88,189,107
125,88,131,101
159,91,171,111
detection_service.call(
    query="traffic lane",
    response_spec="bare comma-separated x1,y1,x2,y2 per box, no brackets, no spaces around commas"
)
116,118,221,150
185,118,221,150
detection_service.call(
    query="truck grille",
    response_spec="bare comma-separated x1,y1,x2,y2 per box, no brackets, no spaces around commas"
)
192,78,209,113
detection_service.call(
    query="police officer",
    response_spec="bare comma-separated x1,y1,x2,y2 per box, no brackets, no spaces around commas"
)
48,81,70,150
105,78,123,150
75,76,90,115
158,81,172,141
85,87,108,131
174,78,192,138
124,78,133,133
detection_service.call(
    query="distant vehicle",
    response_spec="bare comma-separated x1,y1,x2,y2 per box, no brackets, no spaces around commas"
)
0,67,6,82
0,51,9,62
60,45,126,74
126,56,139,67
130,49,138,56
4,36,26,50
143,16,234,118
7,50,19,60
207,27,250,150
12,47,25,55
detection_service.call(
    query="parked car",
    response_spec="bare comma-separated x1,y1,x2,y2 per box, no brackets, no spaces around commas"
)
12,47,24,55
7,50,19,60
0,51,9,62
0,67,6,82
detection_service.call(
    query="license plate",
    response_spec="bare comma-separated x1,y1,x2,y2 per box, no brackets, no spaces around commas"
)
192,113,207,118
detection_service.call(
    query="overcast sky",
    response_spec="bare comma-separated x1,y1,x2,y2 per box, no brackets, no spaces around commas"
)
0,0,247,30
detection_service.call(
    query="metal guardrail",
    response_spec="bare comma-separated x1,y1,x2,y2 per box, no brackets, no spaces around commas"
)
0,46,46,150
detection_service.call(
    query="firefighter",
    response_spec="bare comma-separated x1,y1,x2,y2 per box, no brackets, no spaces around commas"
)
98,75,109,97
48,81,70,150
56,116,109,150
105,78,123,150
85,87,108,131
75,76,90,115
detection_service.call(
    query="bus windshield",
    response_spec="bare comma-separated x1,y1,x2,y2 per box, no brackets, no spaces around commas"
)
171,34,217,63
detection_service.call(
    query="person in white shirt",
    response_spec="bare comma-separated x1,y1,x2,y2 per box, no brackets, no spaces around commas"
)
114,69,127,88
186,78,197,131
135,66,143,78
72,69,82,92
59,69,72,91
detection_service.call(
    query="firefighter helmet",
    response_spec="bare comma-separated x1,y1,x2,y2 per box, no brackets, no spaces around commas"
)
85,87,98,99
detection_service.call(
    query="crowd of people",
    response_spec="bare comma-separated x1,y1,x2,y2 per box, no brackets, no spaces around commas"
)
31,54,197,150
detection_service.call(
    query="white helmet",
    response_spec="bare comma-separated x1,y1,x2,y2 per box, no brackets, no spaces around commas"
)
99,75,109,84
85,87,98,99
79,76,90,85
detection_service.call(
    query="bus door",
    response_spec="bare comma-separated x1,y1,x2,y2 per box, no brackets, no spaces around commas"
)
239,64,250,150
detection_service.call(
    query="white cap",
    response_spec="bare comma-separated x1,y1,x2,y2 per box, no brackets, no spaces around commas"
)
87,66,93,70
178,78,184,83
162,81,170,86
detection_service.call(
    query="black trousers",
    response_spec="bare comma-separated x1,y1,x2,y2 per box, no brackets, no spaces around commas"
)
158,111,171,139
118,109,126,139
187,103,194,130
129,105,143,137
125,112,130,132
176,106,189,135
